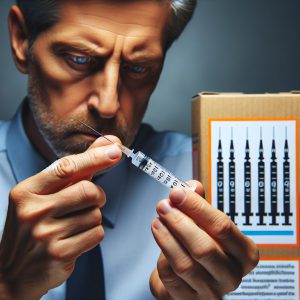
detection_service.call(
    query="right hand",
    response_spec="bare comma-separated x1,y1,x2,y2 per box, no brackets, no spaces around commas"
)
0,137,122,300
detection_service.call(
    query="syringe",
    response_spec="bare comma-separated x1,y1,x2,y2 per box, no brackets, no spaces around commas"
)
78,121,193,190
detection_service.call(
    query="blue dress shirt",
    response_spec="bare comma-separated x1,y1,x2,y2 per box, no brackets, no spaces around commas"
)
0,104,193,300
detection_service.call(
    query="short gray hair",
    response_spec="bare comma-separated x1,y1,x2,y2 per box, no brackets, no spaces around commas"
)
16,0,197,49
168,0,197,47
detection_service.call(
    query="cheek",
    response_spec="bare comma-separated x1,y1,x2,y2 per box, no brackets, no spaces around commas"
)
30,60,94,116
49,80,95,115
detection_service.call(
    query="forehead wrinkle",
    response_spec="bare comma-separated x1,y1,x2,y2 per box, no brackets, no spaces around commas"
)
65,20,160,39
55,41,108,57
77,13,160,29
58,20,161,46
59,17,160,38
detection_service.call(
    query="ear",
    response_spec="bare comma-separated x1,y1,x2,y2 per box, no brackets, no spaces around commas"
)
8,5,30,74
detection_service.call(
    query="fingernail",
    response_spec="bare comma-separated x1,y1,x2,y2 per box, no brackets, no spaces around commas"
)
152,218,164,230
106,145,121,159
157,200,172,215
170,188,186,205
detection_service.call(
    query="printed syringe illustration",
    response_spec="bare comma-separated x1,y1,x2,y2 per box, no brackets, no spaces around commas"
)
215,125,295,227
217,128,224,212
282,127,293,225
269,127,279,225
242,128,253,225
78,121,193,190
256,127,267,225
227,128,238,224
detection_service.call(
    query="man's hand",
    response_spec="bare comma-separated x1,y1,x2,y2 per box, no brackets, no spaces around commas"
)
150,181,259,300
0,137,122,300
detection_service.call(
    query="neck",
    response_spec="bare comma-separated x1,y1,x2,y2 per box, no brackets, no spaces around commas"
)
22,101,57,162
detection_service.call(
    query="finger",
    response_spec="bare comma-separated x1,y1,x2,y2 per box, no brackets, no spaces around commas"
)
152,218,221,299
87,135,122,150
150,268,172,300
16,180,105,221
48,225,104,261
155,252,198,300
33,206,102,240
187,180,205,198
84,136,122,182
169,187,259,275
22,142,122,195
49,180,105,217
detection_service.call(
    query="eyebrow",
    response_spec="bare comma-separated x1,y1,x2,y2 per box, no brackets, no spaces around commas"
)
125,54,163,65
52,41,107,57
52,41,163,65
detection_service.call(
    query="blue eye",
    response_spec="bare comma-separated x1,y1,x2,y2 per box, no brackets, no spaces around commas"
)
70,55,91,65
131,64,145,73
123,63,146,74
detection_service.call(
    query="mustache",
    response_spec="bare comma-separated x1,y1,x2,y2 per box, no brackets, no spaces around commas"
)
66,115,118,133
67,115,129,143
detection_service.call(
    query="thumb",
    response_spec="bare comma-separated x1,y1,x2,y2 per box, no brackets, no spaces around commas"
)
87,135,122,150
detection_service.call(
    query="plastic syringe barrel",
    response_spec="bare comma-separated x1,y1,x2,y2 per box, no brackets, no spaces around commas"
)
129,150,191,190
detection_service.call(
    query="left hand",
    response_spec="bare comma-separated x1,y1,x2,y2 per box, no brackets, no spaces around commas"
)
150,180,259,300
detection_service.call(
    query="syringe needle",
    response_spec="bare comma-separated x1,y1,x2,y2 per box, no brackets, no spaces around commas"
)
77,120,133,156
78,120,115,144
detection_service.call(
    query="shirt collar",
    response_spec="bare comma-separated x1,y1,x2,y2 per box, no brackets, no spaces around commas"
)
6,103,49,183
6,102,131,228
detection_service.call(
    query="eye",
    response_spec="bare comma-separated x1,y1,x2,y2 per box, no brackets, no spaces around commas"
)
123,63,146,74
130,64,146,73
64,53,97,71
69,55,92,65
122,63,148,80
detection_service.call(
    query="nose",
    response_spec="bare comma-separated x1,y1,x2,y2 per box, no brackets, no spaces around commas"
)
87,59,121,119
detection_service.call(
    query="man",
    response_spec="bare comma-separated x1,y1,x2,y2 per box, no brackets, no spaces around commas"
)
0,0,259,299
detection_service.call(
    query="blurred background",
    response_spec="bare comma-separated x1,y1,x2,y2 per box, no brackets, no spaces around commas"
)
0,0,299,134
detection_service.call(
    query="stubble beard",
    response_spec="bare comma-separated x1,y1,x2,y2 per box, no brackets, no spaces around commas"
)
27,74,139,158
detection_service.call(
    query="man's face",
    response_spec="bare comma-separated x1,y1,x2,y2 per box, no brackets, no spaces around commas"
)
26,0,171,157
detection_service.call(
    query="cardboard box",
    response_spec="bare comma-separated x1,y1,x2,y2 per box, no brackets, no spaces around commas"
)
192,92,300,299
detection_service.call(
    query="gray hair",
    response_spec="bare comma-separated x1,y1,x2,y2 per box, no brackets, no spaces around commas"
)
16,0,197,49
168,0,197,47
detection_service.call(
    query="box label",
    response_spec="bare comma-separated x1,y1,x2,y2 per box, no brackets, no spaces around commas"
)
224,259,299,300
209,119,298,245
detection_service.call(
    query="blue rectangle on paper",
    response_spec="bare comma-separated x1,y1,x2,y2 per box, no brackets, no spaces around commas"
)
242,231,294,236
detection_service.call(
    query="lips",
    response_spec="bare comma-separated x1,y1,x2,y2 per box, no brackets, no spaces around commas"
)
73,131,99,141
